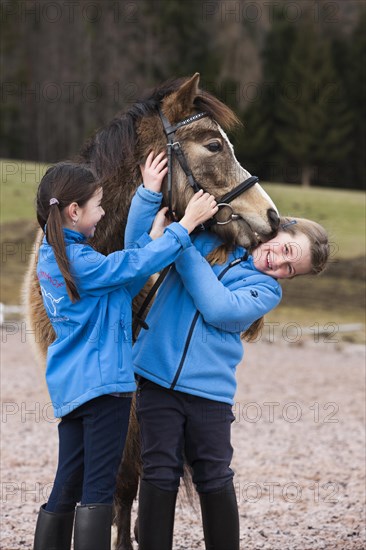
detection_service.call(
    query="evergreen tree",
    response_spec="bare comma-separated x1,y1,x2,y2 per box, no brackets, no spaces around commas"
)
342,10,366,188
0,0,26,158
144,0,220,82
276,24,353,187
235,9,297,181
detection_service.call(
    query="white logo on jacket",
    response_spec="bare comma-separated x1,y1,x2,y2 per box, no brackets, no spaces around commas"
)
40,286,64,317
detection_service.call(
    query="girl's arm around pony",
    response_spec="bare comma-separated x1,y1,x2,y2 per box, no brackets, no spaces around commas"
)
68,192,216,297
37,159,218,302
173,219,329,331
174,243,282,332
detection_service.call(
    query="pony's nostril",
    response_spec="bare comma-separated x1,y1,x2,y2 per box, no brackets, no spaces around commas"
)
268,208,280,229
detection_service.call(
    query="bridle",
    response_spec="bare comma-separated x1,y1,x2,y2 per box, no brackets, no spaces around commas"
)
132,108,260,341
158,107,259,229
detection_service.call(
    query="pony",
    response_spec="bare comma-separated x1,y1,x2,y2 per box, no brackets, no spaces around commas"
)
24,73,279,549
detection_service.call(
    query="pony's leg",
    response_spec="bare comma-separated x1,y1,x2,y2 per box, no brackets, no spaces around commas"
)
114,396,141,550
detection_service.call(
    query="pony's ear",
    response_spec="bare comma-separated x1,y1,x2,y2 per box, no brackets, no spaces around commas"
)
162,73,201,122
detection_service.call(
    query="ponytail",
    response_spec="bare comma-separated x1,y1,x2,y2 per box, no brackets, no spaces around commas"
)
36,162,100,303
46,200,80,302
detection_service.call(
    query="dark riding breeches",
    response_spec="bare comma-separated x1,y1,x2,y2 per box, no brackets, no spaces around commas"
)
136,378,235,493
46,394,132,513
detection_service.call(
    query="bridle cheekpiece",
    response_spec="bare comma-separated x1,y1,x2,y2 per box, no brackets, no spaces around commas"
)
158,106,259,230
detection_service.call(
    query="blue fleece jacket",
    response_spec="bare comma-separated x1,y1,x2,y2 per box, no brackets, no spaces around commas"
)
37,186,191,417
129,190,282,405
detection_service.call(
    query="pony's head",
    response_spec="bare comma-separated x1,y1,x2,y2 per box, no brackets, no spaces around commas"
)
80,73,279,252
136,73,279,248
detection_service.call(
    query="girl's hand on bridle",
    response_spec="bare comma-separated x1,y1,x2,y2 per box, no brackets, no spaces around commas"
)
140,151,168,193
149,207,172,240
179,190,218,234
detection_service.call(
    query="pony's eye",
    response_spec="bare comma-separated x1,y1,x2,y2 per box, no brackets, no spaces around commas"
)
205,141,222,153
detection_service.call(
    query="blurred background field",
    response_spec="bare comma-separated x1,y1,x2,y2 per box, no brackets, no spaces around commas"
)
1,159,364,342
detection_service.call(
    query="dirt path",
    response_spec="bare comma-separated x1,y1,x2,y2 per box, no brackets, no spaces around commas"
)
1,328,365,549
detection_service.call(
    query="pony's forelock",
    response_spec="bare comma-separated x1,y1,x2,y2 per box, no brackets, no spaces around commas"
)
193,93,241,131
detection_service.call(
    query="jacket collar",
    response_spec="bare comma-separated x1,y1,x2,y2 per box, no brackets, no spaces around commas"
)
42,226,86,245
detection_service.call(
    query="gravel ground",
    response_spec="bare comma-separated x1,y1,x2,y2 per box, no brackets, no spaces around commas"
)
1,328,365,549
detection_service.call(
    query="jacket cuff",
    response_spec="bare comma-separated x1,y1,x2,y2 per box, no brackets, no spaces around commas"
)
164,222,192,250
136,232,152,248
137,183,163,203
125,232,152,249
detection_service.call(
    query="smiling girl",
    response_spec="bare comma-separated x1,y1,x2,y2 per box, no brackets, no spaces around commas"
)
126,185,330,550
32,158,218,550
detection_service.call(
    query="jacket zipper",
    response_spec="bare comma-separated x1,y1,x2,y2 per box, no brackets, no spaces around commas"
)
170,254,247,390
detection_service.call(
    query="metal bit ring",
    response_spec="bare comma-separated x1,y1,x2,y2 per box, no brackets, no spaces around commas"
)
216,203,239,225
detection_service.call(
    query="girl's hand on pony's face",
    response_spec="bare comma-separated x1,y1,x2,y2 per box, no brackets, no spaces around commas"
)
140,151,168,193
149,207,172,240
179,190,218,234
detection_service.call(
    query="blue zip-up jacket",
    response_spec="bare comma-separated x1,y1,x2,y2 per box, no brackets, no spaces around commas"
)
128,191,282,406
37,186,191,417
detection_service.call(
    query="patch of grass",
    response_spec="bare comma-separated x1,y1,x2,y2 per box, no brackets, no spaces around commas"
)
256,307,365,345
267,302,365,328
1,158,50,223
266,256,365,341
0,220,39,304
262,182,366,259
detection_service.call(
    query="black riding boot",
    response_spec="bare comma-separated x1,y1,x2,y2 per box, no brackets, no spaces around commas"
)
33,503,74,550
73,503,112,550
138,480,178,550
199,481,240,550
